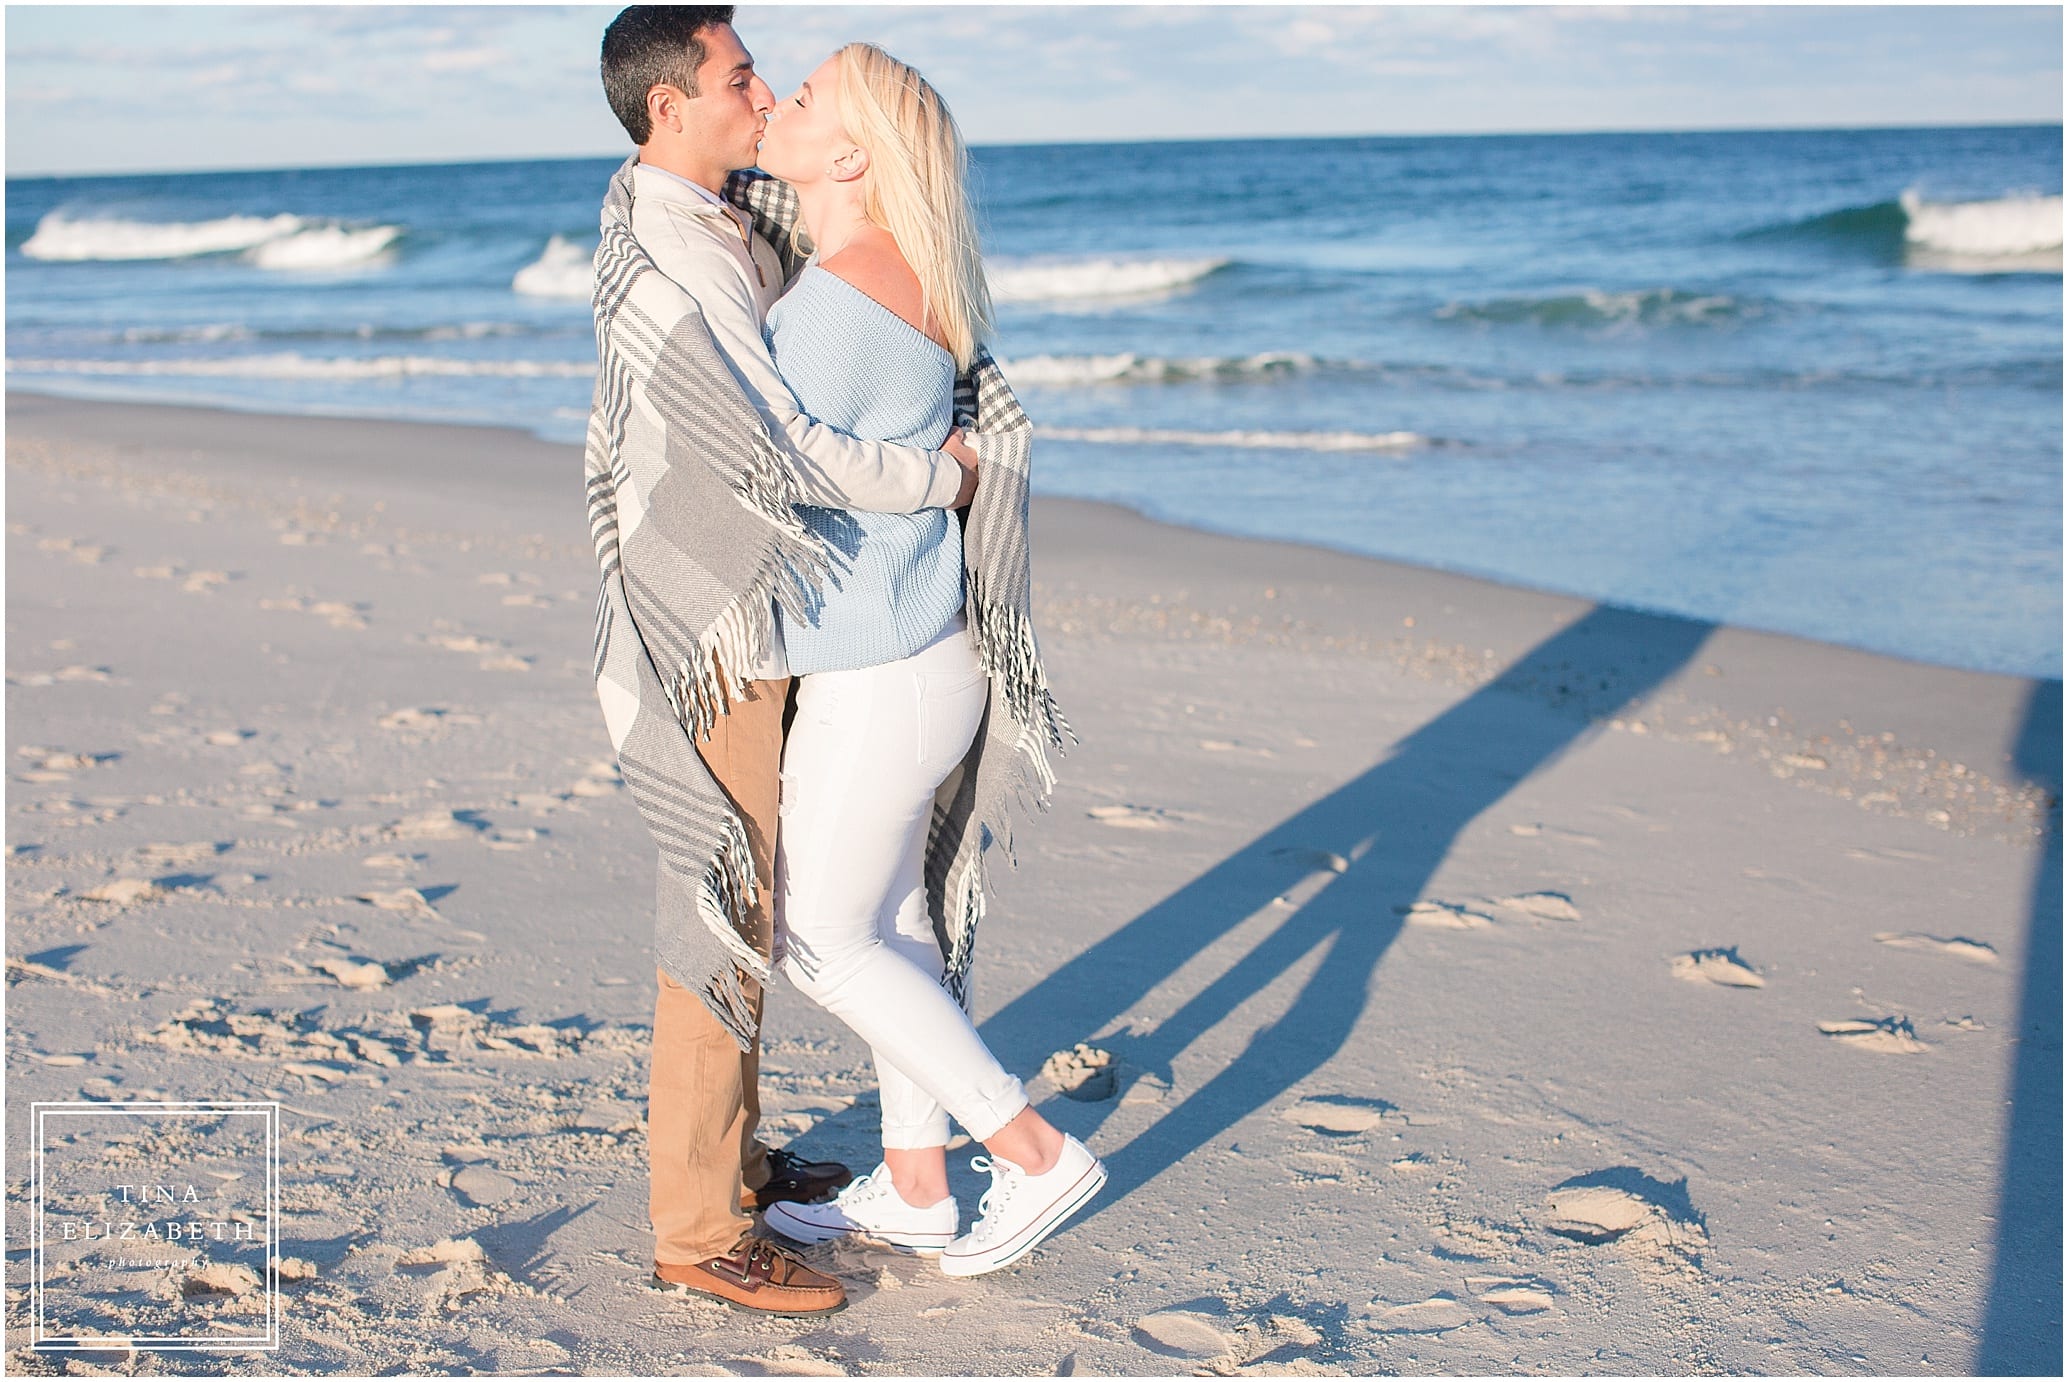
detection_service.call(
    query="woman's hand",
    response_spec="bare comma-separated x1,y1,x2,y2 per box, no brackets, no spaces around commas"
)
943,428,980,509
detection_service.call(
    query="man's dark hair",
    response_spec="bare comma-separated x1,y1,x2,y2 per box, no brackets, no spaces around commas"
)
601,6,737,145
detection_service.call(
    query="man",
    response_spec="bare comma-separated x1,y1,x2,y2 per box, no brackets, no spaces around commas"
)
592,5,980,1317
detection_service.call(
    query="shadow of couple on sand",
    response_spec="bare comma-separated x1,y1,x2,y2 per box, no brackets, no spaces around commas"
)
790,601,2061,1372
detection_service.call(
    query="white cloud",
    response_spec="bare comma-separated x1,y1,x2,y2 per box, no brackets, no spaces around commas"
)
421,46,511,75
4,4,2058,175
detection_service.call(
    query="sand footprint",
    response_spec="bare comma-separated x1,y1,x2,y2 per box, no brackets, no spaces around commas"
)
385,809,485,841
1282,1093,1395,1135
1289,1151,1353,1184
448,1164,518,1208
715,1346,846,1377
1403,900,1495,929
80,878,161,905
1132,1307,1244,1360
1543,1179,1707,1271
356,886,439,918
138,841,226,869
1817,1016,1929,1053
1669,948,1765,988
1272,845,1350,874
1873,932,1998,964
1491,891,1581,922
428,630,533,672
395,1237,503,1306
1507,822,1602,846
11,665,115,687
1366,1294,1476,1335
37,535,110,564
377,706,481,732
567,761,623,797
260,596,368,630
1467,1276,1556,1315
1040,1043,1117,1101
14,747,118,782
1088,803,1175,830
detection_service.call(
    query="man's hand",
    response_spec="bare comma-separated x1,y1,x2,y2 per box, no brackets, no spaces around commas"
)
943,428,980,509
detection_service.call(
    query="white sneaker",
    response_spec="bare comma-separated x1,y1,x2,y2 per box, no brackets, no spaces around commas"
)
762,1163,958,1254
938,1135,1106,1277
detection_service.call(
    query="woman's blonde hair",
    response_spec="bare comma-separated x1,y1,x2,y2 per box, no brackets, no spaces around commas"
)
833,42,991,370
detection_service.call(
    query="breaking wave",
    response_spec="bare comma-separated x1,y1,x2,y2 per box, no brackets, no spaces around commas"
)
21,211,302,261
115,323,255,344
19,211,401,267
1435,288,1755,329
1002,352,1322,386
1741,189,2062,271
103,321,540,345
249,223,401,269
512,235,595,299
5,354,596,380
1034,424,1430,453
1899,189,2062,271
987,255,1229,303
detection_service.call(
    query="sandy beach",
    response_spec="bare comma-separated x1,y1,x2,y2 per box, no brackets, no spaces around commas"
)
3,391,2058,1375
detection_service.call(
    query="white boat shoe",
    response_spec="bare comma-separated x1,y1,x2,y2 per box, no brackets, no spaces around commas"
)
762,1163,958,1254
939,1135,1106,1277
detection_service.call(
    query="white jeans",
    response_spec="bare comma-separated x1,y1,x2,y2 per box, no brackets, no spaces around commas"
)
773,616,1030,1150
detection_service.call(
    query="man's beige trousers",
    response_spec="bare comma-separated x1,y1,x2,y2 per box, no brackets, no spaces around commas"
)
647,676,786,1266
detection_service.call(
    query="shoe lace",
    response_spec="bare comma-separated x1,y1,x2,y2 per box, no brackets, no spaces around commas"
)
968,1155,1018,1243
833,1163,899,1211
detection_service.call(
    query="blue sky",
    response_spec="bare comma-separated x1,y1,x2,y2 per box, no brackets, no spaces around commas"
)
7,4,2061,176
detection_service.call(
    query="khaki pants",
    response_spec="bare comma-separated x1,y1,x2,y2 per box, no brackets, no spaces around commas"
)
648,676,787,1267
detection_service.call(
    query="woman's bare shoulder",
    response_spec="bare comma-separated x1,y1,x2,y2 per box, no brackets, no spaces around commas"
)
820,230,947,350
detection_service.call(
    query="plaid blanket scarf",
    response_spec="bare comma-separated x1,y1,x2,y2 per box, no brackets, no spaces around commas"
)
585,155,1069,1048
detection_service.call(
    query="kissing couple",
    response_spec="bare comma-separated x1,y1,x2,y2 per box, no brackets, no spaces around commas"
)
584,5,1102,1317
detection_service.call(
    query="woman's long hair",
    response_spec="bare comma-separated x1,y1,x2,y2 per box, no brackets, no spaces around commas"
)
833,42,992,371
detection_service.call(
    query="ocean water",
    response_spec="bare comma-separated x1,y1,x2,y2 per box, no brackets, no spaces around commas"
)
7,126,2061,677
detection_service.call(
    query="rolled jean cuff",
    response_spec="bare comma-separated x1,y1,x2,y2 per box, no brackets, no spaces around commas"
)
880,1112,953,1151
959,1076,1031,1144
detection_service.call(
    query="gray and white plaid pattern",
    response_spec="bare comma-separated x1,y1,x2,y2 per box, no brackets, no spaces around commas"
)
587,156,837,1045
585,157,1068,1045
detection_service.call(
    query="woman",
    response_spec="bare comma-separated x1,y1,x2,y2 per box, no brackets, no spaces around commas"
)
749,44,1103,1279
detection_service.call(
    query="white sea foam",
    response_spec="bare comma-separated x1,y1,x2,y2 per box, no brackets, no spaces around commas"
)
987,255,1228,303
249,223,402,270
18,210,404,269
1034,424,1427,453
21,211,306,261
1435,288,1749,328
118,323,253,344
1900,189,2063,263
1001,352,1319,386
421,321,534,340
6,354,596,380
513,236,596,299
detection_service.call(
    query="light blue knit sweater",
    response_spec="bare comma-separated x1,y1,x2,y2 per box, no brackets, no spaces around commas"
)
767,265,965,676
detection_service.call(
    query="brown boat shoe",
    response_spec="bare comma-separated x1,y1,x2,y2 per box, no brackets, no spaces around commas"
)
742,1147,853,1212
652,1233,847,1316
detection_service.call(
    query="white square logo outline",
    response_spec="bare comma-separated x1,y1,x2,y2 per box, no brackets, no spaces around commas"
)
31,1100,281,1352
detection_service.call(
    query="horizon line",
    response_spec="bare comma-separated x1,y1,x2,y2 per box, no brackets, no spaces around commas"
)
7,117,2060,183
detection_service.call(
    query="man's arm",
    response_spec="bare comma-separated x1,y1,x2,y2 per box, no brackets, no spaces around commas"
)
643,204,968,514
